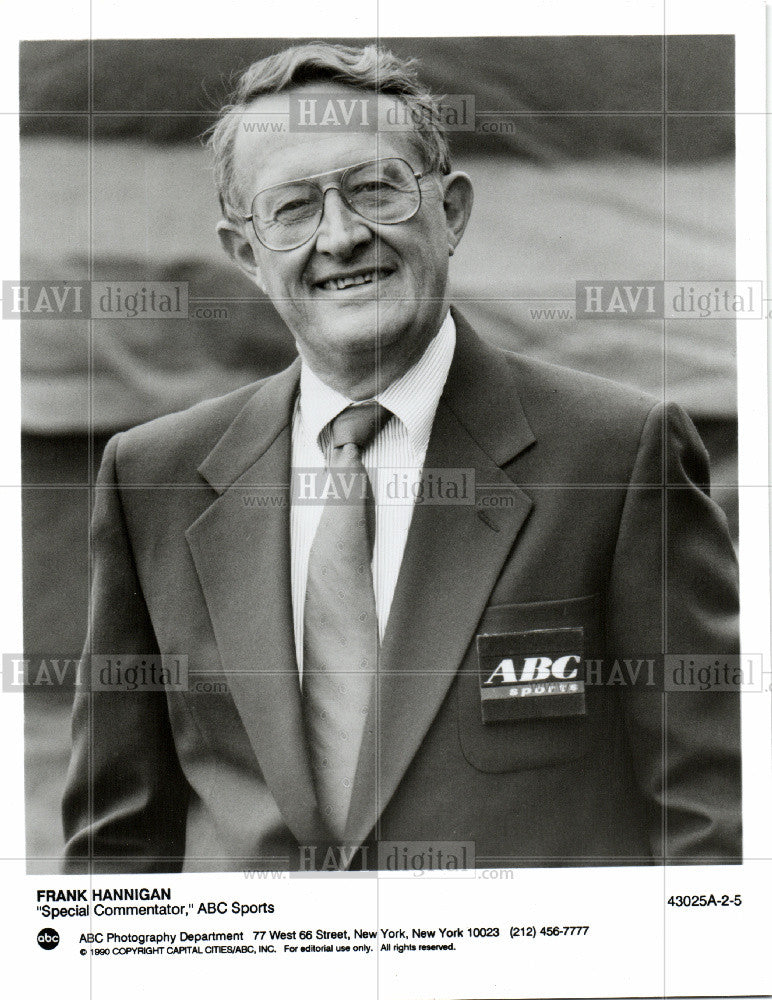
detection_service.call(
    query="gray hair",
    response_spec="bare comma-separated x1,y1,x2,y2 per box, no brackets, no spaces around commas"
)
207,42,451,222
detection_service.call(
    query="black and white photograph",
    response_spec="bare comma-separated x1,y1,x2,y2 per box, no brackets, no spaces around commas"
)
3,2,770,998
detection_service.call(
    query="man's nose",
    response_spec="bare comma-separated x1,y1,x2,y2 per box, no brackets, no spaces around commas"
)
314,187,372,256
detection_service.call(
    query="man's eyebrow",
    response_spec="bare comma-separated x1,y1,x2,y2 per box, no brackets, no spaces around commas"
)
254,158,400,194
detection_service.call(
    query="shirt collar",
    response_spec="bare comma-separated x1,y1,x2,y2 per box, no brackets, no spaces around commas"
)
298,311,456,458
297,362,351,453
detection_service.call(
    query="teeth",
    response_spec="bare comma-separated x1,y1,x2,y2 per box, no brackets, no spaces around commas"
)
320,269,388,291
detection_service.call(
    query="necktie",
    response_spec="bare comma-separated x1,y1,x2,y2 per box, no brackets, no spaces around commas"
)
302,402,390,840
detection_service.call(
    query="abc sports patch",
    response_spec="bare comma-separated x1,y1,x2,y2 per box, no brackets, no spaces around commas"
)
476,627,586,723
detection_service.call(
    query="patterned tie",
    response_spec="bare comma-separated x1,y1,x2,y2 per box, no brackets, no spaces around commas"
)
303,402,390,840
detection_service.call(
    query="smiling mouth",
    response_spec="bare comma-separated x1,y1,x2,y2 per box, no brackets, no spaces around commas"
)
315,268,394,292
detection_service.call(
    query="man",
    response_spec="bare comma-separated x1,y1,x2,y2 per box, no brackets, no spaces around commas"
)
62,42,741,872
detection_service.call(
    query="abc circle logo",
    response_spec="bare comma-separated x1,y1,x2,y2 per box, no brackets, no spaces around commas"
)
37,927,60,950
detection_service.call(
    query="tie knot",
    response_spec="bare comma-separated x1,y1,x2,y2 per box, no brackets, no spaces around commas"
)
329,402,390,452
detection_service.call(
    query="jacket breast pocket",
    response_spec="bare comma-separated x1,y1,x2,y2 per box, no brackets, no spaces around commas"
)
456,595,603,773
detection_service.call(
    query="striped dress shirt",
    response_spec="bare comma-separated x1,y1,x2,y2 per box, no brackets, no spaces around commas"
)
290,311,456,675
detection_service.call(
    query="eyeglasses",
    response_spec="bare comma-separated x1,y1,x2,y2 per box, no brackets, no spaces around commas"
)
243,157,427,251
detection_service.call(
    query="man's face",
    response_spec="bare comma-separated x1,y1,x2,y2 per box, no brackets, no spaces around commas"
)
222,84,472,385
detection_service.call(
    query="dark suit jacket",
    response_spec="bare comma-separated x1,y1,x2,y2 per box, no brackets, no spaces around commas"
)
62,310,741,872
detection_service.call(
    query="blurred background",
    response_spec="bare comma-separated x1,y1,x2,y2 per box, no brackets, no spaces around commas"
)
20,36,736,869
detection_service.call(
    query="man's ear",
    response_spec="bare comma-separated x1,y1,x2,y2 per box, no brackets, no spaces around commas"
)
216,220,264,289
441,171,474,254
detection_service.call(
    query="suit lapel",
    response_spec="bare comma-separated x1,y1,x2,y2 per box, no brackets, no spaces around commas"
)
344,312,536,848
186,359,329,846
